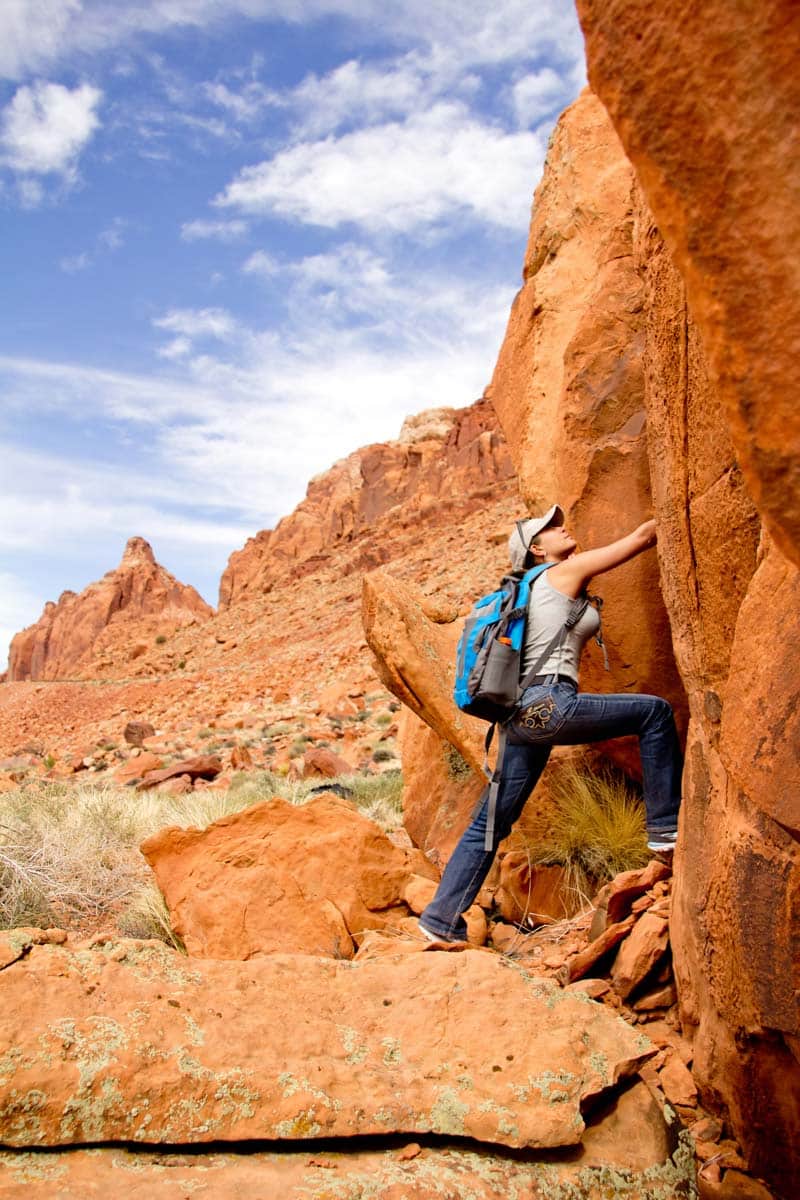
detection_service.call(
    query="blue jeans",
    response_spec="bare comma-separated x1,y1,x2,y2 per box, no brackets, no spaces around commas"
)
420,680,683,940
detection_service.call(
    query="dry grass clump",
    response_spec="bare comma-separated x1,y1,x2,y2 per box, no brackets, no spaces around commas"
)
0,770,404,941
524,764,649,907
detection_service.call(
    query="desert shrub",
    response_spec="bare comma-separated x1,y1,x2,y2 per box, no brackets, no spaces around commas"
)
155,634,167,645
371,746,396,763
374,712,393,726
522,764,649,906
263,723,291,737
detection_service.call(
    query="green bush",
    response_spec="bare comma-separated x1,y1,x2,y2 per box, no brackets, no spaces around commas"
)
371,746,396,763
155,634,167,645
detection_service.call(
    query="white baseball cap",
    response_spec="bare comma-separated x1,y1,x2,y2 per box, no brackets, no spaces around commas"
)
508,505,565,571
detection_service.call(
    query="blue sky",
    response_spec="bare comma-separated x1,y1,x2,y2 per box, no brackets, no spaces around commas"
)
0,0,585,664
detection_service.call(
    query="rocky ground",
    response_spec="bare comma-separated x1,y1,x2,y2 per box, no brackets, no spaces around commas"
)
0,792,765,1197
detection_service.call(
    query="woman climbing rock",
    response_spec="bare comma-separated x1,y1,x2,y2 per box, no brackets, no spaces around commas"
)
419,504,683,944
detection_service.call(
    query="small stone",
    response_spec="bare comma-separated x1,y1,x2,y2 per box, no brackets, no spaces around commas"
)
124,721,155,747
566,978,610,1000
691,1115,724,1143
658,1051,698,1107
398,1143,422,1161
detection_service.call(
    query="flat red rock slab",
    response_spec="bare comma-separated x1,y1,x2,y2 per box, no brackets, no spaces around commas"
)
0,935,654,1151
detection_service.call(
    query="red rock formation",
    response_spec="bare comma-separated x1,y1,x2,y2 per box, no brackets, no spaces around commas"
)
219,400,515,607
632,202,798,1196
7,538,213,682
576,0,800,570
487,89,686,732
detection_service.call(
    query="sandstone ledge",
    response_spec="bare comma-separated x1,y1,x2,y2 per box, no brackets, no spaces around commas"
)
0,935,653,1150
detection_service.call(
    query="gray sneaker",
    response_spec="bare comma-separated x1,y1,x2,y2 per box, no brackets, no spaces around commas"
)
647,830,678,852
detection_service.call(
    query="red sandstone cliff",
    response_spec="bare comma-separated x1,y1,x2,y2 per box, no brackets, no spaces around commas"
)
572,7,800,1193
219,400,514,608
7,538,214,682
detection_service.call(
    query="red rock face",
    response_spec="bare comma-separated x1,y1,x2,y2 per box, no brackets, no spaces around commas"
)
632,186,798,1193
7,538,213,682
575,0,800,571
219,400,515,607
487,90,686,746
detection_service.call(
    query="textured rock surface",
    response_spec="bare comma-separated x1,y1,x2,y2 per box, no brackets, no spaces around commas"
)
0,934,654,1149
7,538,213,682
220,400,516,608
487,89,685,725
576,0,800,569
141,795,437,959
633,183,799,1194
0,1076,695,1197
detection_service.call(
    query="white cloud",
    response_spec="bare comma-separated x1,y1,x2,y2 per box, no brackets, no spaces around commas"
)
0,0,82,81
511,67,572,127
0,80,102,182
157,335,192,360
59,251,91,273
288,56,430,138
241,249,280,277
203,80,275,122
0,2,585,82
181,217,249,241
216,102,545,233
153,306,239,340
59,217,126,273
0,255,511,524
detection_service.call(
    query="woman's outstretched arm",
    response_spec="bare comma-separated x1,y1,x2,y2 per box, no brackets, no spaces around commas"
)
548,520,657,596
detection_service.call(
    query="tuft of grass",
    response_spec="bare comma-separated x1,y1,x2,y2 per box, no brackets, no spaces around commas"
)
118,882,186,953
523,764,649,906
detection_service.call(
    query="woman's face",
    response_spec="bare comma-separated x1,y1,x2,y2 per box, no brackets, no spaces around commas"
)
530,523,576,561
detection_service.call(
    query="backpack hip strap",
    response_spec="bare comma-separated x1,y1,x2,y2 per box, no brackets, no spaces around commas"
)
484,722,508,852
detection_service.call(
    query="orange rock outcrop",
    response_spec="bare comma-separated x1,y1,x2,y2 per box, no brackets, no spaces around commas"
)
576,0,800,570
219,400,515,607
7,538,213,682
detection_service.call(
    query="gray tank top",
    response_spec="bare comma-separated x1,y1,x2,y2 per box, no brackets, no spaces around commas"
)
521,571,601,683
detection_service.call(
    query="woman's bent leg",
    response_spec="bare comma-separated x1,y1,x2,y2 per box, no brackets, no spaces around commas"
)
547,689,682,834
420,740,550,940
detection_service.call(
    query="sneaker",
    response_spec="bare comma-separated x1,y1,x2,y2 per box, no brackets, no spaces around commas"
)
647,830,678,852
417,920,465,945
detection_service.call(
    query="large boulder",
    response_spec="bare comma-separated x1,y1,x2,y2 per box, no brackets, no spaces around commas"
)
140,794,438,959
576,0,800,569
0,931,656,1150
487,89,685,723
